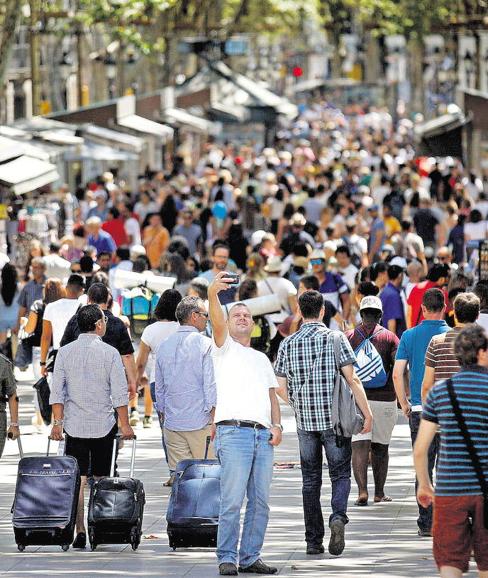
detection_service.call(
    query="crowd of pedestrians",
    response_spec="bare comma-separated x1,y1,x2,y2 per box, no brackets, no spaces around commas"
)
1,99,488,576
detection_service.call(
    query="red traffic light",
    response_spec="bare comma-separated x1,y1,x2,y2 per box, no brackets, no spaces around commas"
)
292,66,303,78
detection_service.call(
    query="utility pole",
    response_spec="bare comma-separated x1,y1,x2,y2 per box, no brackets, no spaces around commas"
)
29,0,42,116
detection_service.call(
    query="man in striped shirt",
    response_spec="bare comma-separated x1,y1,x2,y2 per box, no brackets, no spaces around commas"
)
414,325,488,577
421,292,480,402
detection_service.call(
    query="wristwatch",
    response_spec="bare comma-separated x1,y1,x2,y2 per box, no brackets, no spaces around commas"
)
40,361,46,367
272,423,283,432
53,419,64,427
9,422,19,427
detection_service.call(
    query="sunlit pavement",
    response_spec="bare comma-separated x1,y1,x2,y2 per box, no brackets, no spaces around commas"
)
0,367,479,577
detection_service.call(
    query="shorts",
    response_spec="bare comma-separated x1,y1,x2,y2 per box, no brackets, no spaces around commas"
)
65,423,118,476
433,495,488,572
352,400,398,445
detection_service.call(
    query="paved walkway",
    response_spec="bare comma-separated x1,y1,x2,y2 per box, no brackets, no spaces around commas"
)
0,369,479,577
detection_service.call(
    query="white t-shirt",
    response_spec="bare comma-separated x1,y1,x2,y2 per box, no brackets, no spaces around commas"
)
465,221,488,241
337,263,358,290
212,334,277,427
43,254,71,281
44,298,83,349
124,217,142,247
257,276,297,323
140,320,179,382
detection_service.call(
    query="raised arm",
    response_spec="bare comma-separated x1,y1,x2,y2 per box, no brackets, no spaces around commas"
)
208,271,234,347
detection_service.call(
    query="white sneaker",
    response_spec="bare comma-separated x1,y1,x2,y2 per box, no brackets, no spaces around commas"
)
129,410,140,426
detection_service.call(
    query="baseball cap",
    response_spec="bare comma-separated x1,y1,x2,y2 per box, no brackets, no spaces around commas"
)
359,296,383,312
310,249,326,261
389,256,407,269
264,256,283,273
289,213,307,227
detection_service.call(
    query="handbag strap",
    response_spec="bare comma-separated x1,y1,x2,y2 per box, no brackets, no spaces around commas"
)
446,378,488,498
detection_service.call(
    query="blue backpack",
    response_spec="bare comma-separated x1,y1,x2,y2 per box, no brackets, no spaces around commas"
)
353,326,388,389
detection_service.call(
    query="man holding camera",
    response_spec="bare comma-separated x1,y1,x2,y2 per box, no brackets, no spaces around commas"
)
209,271,282,576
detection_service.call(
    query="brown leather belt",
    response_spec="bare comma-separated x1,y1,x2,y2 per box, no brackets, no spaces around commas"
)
216,419,266,430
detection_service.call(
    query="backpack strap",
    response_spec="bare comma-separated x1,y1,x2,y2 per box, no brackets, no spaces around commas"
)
332,331,342,371
446,378,488,528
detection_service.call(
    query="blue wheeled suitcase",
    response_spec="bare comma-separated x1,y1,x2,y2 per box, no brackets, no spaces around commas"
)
87,436,145,551
166,436,220,550
12,437,80,552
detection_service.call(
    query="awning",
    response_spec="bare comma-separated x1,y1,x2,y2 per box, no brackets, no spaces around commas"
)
414,110,470,159
117,115,173,141
0,156,59,195
291,77,358,94
209,101,248,123
64,142,139,162
38,130,83,146
209,61,298,119
0,136,25,163
162,107,217,134
82,124,144,153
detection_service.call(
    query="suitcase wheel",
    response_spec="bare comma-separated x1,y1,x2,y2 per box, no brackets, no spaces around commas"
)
17,544,25,552
89,529,97,551
61,544,70,552
130,527,140,551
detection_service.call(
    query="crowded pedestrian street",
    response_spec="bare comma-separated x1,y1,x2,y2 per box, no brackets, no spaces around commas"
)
2,3,488,578
0,369,466,578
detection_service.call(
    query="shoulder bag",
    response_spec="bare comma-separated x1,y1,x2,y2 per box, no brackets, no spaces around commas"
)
331,332,364,444
446,378,488,528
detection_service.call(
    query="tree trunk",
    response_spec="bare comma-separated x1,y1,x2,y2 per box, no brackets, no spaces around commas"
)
409,36,425,116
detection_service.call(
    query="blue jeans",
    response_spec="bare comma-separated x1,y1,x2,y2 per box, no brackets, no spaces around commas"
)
214,425,274,567
297,428,351,548
409,411,439,532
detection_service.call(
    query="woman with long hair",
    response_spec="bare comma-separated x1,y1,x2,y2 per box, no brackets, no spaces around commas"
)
0,263,20,345
23,278,66,429
23,239,45,282
160,252,195,296
135,289,182,483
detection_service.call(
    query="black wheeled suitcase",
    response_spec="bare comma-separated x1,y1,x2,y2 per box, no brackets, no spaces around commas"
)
87,436,145,551
166,436,221,550
12,437,80,552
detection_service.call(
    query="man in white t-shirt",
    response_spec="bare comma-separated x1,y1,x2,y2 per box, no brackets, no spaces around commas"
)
257,256,297,324
118,202,142,247
40,274,85,377
209,271,282,577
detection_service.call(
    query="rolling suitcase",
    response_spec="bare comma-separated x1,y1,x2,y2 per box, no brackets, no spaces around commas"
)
12,437,80,552
166,436,221,550
87,436,145,551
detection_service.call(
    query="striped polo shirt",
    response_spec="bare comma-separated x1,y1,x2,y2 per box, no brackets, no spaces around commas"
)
423,366,488,496
425,326,462,382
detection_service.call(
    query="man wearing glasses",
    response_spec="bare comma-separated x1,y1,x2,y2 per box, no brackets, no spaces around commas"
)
50,304,134,549
155,296,216,476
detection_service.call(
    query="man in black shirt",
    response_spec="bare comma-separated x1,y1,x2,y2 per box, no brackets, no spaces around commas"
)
60,283,136,399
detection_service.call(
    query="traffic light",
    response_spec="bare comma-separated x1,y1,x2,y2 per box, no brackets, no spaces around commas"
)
292,66,303,78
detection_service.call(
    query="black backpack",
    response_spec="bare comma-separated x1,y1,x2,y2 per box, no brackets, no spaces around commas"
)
251,316,271,357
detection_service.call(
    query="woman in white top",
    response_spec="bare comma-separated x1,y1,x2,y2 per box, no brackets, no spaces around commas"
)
464,209,488,243
136,289,182,434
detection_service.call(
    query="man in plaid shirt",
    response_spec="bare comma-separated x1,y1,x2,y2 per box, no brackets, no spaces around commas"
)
275,290,372,557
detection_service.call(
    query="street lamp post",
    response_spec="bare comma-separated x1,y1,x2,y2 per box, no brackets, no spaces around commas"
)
59,51,73,110
104,54,117,99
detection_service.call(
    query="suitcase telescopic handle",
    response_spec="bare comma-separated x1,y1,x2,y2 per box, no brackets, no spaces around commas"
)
10,435,23,458
111,434,137,478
